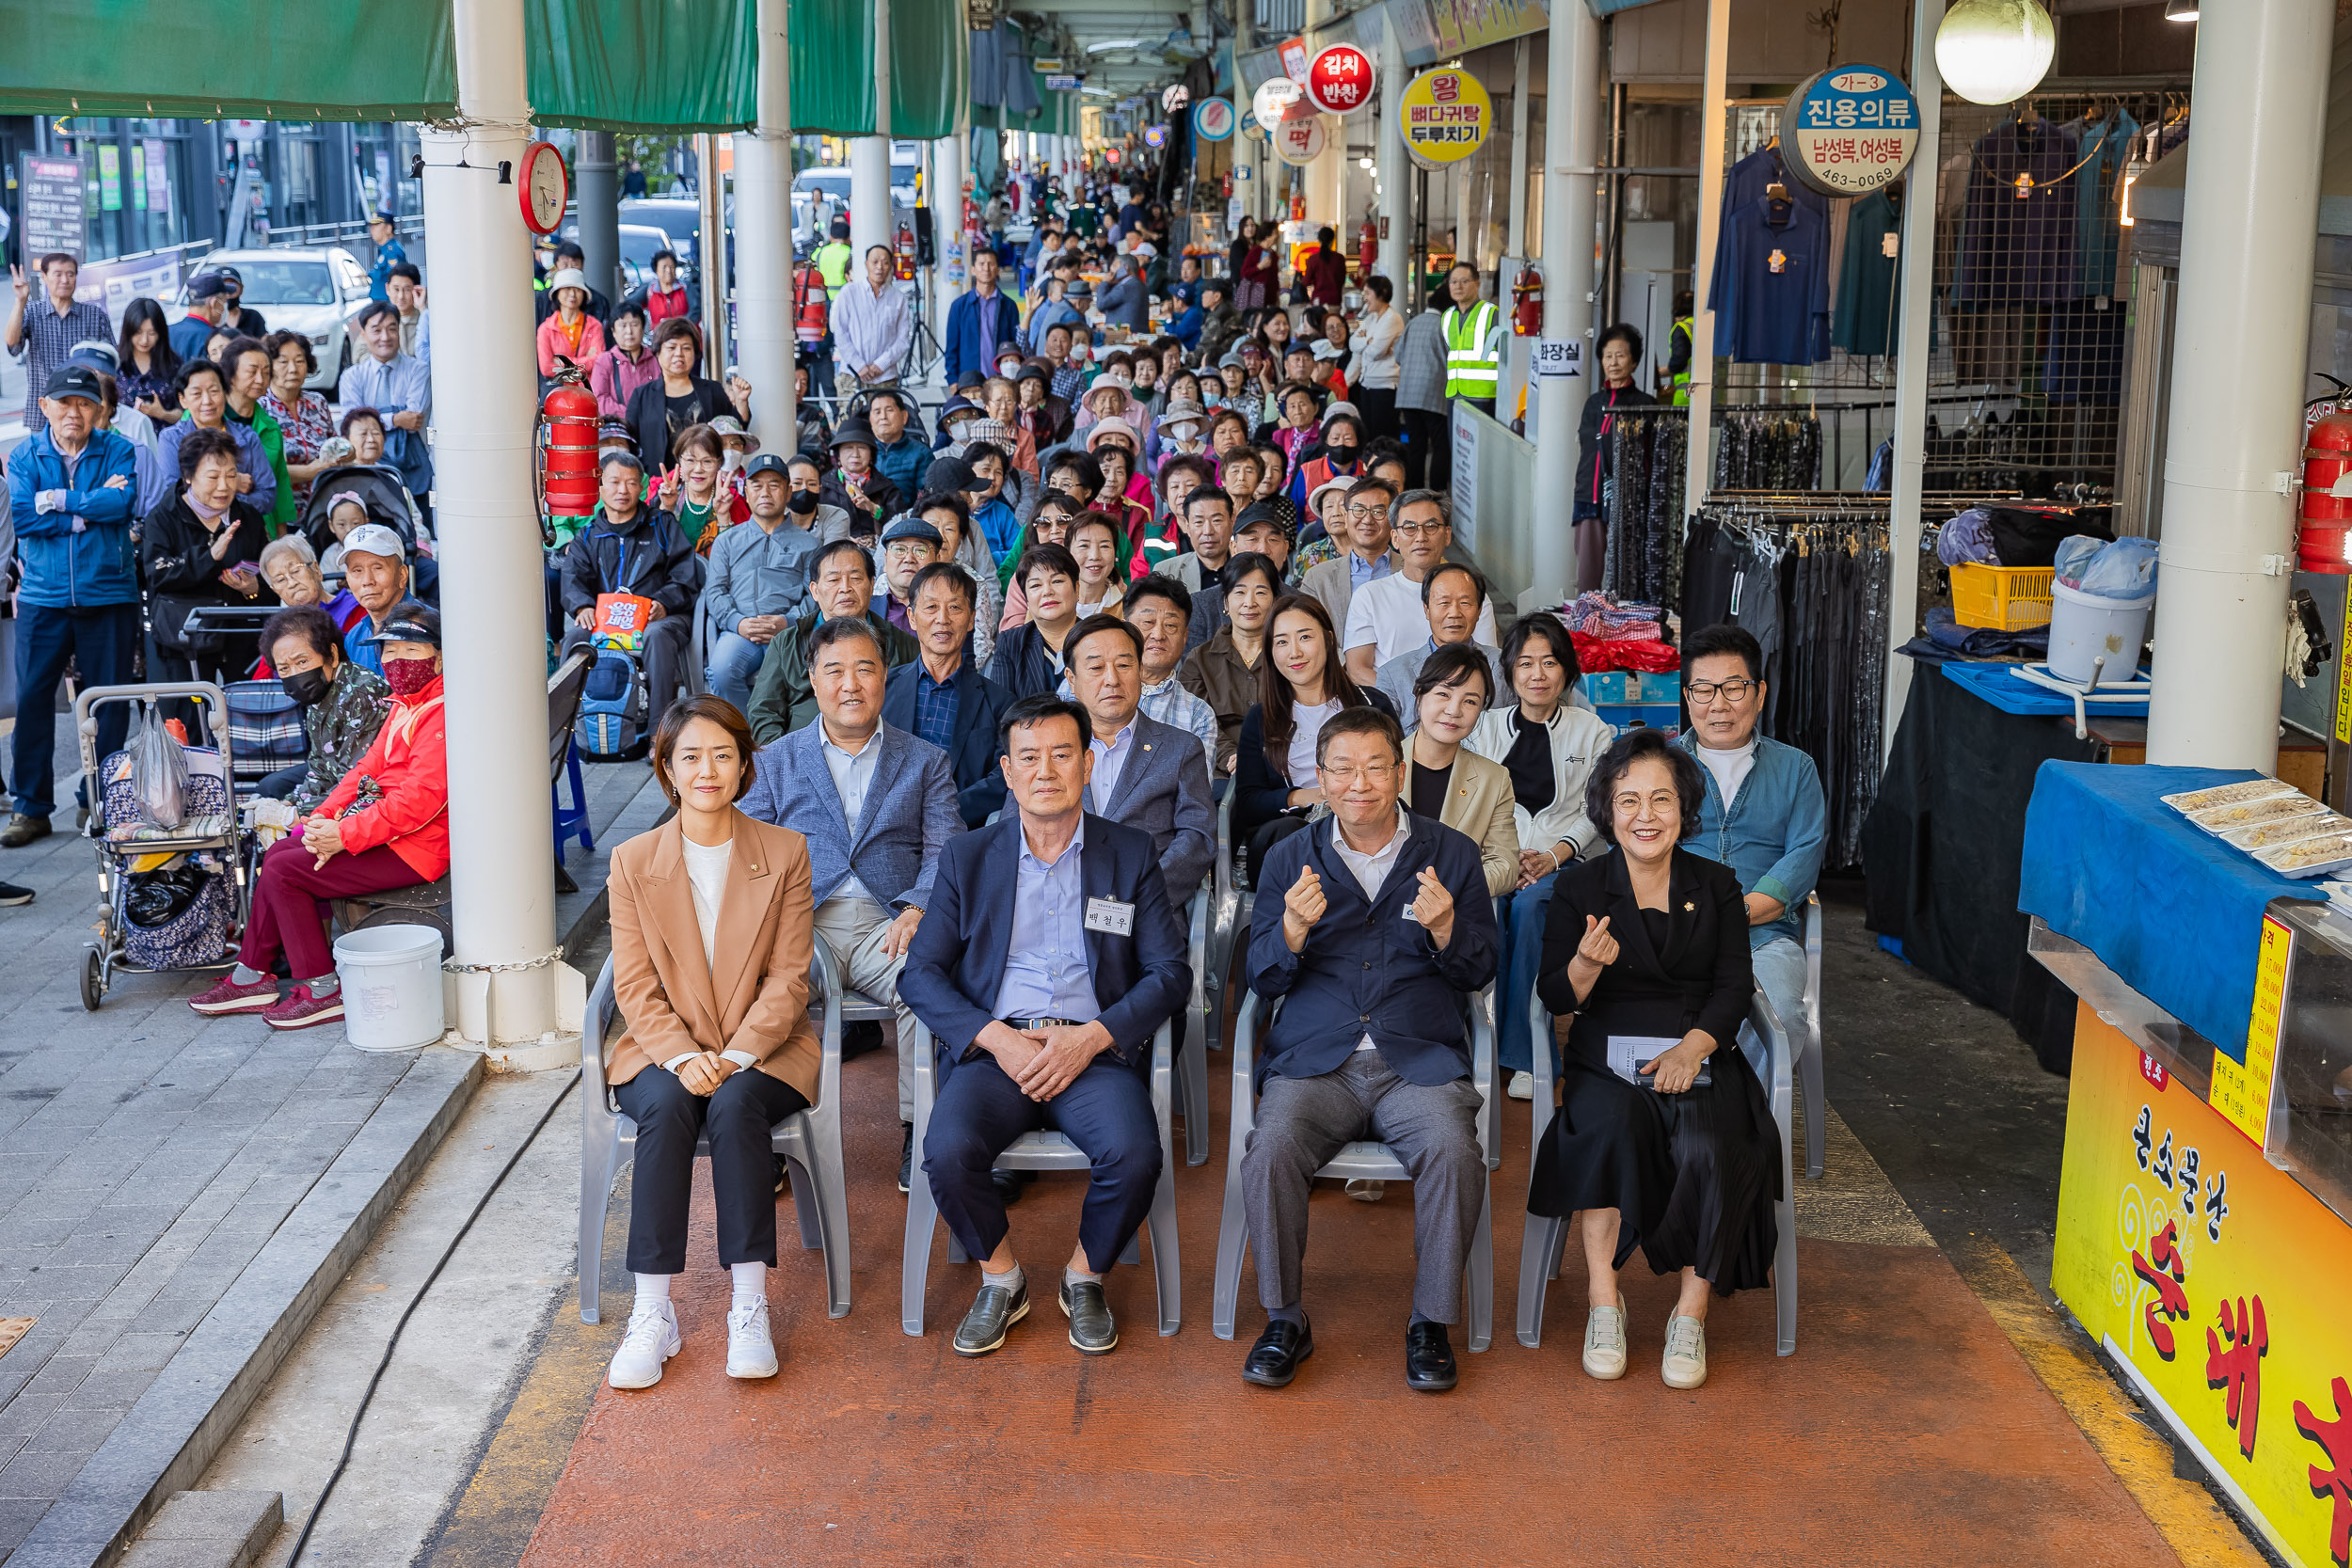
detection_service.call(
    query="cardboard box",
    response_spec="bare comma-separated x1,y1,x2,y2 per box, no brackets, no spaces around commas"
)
1581,671,1682,705
1593,703,1683,738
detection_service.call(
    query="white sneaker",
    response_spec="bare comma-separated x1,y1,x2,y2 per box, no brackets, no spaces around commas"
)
1506,1070,1535,1101
1662,1312,1708,1389
608,1297,680,1389
1582,1293,1628,1380
726,1299,779,1379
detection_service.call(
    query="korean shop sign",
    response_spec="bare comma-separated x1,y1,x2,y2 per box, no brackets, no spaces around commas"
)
1780,65,1920,198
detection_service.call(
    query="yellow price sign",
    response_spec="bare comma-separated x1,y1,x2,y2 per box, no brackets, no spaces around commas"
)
2210,914,2291,1148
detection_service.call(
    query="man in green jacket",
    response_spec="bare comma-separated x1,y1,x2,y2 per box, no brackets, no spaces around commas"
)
747,537,918,743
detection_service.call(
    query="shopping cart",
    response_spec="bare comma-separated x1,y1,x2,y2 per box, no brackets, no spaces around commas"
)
72,682,256,1011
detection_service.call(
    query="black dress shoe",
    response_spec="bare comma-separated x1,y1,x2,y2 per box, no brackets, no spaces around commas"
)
952,1277,1030,1356
841,1020,885,1060
898,1123,914,1195
1406,1321,1458,1392
991,1169,1025,1205
1059,1278,1118,1354
1242,1319,1313,1387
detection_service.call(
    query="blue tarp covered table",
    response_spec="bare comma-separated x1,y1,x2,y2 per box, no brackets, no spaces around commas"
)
2018,761,2323,1063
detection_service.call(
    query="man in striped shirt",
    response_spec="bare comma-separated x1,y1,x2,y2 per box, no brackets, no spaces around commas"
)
5,255,112,435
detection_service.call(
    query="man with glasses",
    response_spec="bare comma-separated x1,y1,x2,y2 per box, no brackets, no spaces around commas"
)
1235,705,1498,1392
875,514,943,633
1298,476,1396,632
1342,491,1497,687
1674,622,1825,1043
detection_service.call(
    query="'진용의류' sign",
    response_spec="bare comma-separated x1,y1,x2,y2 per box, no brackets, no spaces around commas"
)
1779,65,1920,198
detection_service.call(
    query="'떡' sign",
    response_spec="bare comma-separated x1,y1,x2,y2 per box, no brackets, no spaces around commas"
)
1271,113,1330,167
1779,65,1920,198
1398,67,1491,169
1194,98,1236,142
1306,43,1376,116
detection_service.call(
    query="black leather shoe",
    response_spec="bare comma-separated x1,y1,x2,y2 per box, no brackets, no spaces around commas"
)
773,1152,789,1194
952,1278,1030,1356
898,1123,914,1195
1242,1319,1313,1387
1059,1279,1119,1354
991,1169,1025,1205
1406,1321,1458,1392
841,1020,885,1060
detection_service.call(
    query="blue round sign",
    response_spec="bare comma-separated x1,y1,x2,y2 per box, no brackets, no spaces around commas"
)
1780,65,1920,198
1144,124,1169,150
1193,97,1236,142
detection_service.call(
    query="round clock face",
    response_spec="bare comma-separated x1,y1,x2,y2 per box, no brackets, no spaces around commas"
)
522,143,568,233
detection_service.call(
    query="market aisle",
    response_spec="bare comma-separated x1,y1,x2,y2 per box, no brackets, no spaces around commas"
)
495,1034,2184,1568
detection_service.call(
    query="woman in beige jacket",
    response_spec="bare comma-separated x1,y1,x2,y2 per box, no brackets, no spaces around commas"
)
1398,642,1519,898
602,695,818,1391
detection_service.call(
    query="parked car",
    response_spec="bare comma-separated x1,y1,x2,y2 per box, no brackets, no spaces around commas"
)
560,221,683,296
618,198,705,286
171,246,374,389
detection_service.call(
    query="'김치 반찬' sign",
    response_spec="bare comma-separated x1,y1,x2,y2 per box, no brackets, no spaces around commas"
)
1306,43,1375,116
1398,66,1491,169
1779,65,1920,198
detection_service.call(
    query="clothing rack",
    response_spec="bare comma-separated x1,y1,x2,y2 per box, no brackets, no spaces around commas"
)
1682,499,1897,870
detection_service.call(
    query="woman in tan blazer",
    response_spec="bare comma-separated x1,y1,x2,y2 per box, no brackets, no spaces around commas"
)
1399,643,1520,898
604,694,818,1392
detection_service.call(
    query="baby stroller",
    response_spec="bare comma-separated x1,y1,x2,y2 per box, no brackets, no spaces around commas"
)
298,463,422,559
72,682,255,1012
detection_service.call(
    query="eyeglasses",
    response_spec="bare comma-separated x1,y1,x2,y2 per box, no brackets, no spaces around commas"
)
1391,519,1444,537
1320,762,1397,784
1685,678,1759,704
1343,503,1384,519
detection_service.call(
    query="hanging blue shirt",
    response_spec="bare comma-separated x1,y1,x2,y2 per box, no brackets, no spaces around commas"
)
1715,197,1833,366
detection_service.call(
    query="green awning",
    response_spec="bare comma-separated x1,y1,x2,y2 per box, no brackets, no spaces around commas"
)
528,0,756,132
889,0,967,140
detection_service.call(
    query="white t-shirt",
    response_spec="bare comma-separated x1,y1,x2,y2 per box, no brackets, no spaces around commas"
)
1695,736,1757,809
1344,570,1501,667
681,835,733,974
1287,697,1343,785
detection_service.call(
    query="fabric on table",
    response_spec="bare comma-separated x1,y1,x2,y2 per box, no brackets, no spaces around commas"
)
1939,659,2147,718
2019,762,2325,1066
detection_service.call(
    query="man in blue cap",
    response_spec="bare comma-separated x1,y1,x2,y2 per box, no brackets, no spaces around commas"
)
169,271,232,363
367,207,408,302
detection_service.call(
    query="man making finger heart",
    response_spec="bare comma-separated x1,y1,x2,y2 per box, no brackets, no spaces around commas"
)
1236,704,1499,1394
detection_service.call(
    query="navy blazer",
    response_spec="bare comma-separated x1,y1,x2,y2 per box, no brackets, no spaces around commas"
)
900,813,1192,1078
736,721,964,910
882,657,1015,828
983,622,1065,701
1092,710,1216,896
1247,808,1500,1088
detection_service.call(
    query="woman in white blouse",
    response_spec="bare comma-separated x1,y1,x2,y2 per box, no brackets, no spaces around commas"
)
1466,613,1616,1100
602,695,818,1391
1350,276,1405,442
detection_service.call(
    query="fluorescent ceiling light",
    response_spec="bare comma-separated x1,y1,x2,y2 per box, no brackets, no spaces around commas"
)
1086,38,1147,52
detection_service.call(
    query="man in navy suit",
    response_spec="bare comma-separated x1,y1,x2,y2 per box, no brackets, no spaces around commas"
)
900,695,1192,1359
1062,616,1216,897
738,617,964,1189
1238,705,1498,1394
882,561,1016,828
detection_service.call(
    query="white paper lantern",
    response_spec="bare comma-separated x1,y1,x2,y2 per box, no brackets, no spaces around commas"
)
1934,0,2058,106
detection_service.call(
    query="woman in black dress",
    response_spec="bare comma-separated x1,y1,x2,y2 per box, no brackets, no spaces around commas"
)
1530,727,1778,1391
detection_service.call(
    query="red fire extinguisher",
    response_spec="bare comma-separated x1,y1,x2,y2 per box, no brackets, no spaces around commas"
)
1511,264,1544,338
2300,409,2352,573
540,367,599,519
895,220,918,281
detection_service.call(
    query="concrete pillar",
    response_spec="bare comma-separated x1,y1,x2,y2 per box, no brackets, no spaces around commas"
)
736,0,796,455
852,0,894,261
1500,37,1534,422
1681,0,1729,507
421,0,564,1046
2147,0,2332,768
574,131,620,303
695,133,727,376
1378,8,1407,291
1529,0,1601,607
1882,0,1945,758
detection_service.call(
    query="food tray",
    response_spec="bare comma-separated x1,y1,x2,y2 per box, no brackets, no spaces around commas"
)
2222,811,2352,850
2187,793,2324,832
2253,832,2352,879
2161,778,2299,814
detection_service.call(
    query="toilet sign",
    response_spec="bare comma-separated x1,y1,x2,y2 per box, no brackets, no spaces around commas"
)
1779,65,1921,197
1534,339,1582,379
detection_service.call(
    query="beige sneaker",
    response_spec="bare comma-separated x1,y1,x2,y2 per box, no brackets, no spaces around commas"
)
1581,1293,1628,1380
1662,1312,1708,1389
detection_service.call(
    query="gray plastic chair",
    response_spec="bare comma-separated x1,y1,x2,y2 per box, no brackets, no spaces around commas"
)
1177,882,1213,1166
579,932,873,1323
1210,987,1499,1350
899,1018,1182,1337
1798,891,1825,1179
1513,990,1799,1356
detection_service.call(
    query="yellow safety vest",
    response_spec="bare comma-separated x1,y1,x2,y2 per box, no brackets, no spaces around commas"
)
815,241,854,291
1667,315,1693,405
1443,300,1500,399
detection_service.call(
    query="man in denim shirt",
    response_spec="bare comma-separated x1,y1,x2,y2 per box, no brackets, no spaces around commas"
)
1675,623,1826,1042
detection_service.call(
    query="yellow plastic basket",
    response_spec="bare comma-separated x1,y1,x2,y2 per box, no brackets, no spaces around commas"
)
1951,562,2055,631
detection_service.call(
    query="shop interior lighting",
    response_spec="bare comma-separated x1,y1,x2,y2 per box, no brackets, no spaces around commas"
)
2163,0,2197,19
1934,0,2057,105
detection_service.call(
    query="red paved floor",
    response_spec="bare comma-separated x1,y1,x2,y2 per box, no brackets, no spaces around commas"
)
523,1049,2181,1568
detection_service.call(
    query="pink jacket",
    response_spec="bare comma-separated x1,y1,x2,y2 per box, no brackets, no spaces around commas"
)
590,344,660,421
537,310,607,379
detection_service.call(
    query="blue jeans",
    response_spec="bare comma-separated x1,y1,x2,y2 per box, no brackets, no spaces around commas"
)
1497,871,1559,1076
11,602,137,819
706,630,771,716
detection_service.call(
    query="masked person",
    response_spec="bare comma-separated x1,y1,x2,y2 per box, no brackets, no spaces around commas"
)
256,603,392,809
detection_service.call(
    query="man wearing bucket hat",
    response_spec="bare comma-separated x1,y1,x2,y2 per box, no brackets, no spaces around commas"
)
1672,621,1825,1057
189,602,451,1031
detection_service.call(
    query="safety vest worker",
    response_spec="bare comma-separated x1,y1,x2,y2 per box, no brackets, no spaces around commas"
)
1439,291,1496,404
814,219,855,292
1664,313,1693,405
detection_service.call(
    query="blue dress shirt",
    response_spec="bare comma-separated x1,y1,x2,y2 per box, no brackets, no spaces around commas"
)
992,818,1101,1022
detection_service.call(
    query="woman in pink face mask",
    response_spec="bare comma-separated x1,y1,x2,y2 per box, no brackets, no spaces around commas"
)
188,603,453,1032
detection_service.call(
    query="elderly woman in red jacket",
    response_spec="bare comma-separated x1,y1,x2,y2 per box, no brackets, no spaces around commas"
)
188,602,451,1031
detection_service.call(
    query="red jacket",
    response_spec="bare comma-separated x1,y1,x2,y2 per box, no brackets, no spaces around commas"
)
310,673,450,881
645,285,692,326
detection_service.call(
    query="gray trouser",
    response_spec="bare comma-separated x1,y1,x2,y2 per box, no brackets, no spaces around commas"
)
1241,1049,1485,1323
809,895,918,1122
1742,934,1807,1078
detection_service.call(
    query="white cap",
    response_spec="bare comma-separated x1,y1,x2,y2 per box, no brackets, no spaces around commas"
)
341,522,406,561
548,268,590,295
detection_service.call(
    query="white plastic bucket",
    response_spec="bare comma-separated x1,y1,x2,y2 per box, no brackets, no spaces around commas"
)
332,924,447,1053
2046,578,2154,685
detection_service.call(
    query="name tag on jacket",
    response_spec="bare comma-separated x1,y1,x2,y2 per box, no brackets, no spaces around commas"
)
1084,897,1136,935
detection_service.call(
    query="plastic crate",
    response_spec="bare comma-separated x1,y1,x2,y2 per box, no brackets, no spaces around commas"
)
1951,562,2056,630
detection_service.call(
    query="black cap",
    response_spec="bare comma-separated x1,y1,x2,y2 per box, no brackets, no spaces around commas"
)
744,452,791,482
42,365,103,404
370,601,442,649
922,454,991,495
215,265,243,287
186,270,232,302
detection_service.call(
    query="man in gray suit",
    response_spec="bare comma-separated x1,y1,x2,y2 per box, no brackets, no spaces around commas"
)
739,616,965,1192
1062,616,1216,900
1375,563,1501,734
